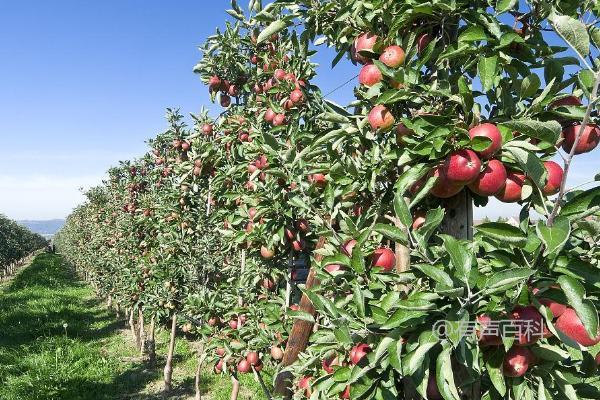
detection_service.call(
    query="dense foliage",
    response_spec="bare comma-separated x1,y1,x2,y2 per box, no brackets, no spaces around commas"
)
0,214,48,277
56,1,600,399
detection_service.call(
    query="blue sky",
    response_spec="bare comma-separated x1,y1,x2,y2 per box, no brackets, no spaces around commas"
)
0,2,596,220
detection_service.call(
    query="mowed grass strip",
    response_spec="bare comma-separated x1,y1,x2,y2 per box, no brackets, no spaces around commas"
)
0,254,269,400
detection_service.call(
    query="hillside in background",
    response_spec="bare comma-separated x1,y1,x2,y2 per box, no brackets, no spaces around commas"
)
18,219,65,238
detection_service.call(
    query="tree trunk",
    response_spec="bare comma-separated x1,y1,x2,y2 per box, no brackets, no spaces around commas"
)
139,308,145,355
230,376,240,400
194,355,203,400
273,237,326,398
148,315,156,366
129,308,140,348
163,313,177,392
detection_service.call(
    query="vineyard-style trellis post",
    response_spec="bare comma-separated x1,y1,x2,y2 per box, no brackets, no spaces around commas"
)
274,194,473,399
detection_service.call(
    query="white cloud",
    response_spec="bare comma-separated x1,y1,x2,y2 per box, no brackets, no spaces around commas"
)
0,175,104,220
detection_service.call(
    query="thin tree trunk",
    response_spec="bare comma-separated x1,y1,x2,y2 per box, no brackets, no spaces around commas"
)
163,313,177,392
107,294,112,309
194,355,203,400
139,308,145,355
148,315,156,366
129,308,140,348
230,376,240,400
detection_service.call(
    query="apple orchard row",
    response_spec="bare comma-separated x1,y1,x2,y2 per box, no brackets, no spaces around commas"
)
55,2,600,399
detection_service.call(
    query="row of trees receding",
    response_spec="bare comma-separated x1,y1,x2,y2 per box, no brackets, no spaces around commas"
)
0,215,48,279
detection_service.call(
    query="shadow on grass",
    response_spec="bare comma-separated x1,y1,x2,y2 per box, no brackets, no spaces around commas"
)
0,254,168,400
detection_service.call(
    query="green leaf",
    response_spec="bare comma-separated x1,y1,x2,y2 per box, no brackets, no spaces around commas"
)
334,325,353,344
353,283,365,318
558,275,599,340
478,55,498,92
436,344,461,400
520,73,541,98
413,263,454,287
500,119,561,144
403,333,438,375
536,217,570,256
459,26,487,42
439,235,472,284
485,348,506,396
560,186,600,220
504,146,545,189
549,14,590,59
257,19,289,44
476,222,527,245
484,268,534,294
374,223,408,246
496,0,517,14
393,191,412,229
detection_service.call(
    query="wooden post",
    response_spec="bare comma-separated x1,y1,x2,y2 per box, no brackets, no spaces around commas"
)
273,237,326,398
194,353,203,400
440,191,473,240
139,308,146,355
148,315,156,366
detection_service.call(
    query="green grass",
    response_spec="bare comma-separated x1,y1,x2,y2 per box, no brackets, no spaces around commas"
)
0,253,269,400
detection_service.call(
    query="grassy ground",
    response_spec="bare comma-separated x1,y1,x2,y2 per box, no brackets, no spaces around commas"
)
0,253,270,400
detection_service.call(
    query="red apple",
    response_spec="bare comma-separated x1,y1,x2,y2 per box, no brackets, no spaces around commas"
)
220,94,231,107
296,219,309,232
417,33,432,54
396,123,413,144
562,124,600,154
358,64,383,86
426,373,443,400
270,346,284,360
246,351,260,366
555,308,600,347
430,166,464,198
349,343,371,365
503,346,534,377
538,297,567,319
237,359,251,373
340,386,350,399
542,160,563,195
379,45,405,68
412,210,426,230
214,359,224,373
325,263,344,273
290,89,304,104
264,108,276,123
495,171,526,203
352,32,378,64
202,124,213,135
550,96,582,108
371,247,395,272
309,173,327,188
216,347,226,357
298,376,312,397
292,239,305,251
273,113,287,126
229,319,238,330
274,68,286,81
368,105,395,131
467,159,507,196
443,149,482,184
260,246,275,259
208,75,221,92
510,305,544,345
469,123,503,159
477,314,502,346
341,239,357,256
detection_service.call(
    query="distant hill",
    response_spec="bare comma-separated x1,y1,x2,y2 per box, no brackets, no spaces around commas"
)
18,219,65,238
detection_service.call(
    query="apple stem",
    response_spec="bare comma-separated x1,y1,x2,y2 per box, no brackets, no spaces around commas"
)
547,71,600,227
